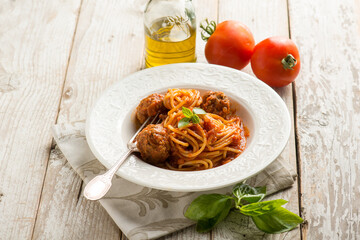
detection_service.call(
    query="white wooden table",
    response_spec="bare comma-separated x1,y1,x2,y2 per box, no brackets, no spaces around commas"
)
1,0,359,239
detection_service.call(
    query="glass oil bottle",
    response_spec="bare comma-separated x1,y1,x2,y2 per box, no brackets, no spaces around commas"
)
144,0,196,68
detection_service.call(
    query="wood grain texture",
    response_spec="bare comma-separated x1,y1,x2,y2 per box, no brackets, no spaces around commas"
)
160,226,209,240
288,0,360,239
213,0,301,239
194,0,218,64
32,0,148,239
33,147,120,240
0,0,81,239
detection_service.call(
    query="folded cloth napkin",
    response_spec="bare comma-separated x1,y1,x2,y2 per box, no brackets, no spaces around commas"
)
52,121,296,240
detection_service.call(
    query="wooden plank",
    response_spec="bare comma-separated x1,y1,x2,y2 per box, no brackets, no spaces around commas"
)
288,0,360,238
32,0,148,239
213,0,301,239
33,147,121,239
161,226,208,240
0,0,81,239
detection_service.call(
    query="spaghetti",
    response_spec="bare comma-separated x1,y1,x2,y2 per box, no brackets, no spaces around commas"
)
161,89,248,171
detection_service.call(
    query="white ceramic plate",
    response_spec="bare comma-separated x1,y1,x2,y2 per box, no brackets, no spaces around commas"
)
86,63,291,192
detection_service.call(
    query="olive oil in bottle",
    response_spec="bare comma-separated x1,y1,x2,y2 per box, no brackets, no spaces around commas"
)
145,17,196,68
144,0,196,68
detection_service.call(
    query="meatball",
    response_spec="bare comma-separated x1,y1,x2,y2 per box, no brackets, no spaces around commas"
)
136,124,171,165
201,91,231,118
136,93,166,124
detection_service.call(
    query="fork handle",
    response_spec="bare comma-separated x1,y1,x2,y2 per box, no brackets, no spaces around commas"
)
104,149,134,180
84,149,133,200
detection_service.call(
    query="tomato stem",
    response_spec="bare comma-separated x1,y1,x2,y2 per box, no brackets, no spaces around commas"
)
199,19,217,41
281,54,297,70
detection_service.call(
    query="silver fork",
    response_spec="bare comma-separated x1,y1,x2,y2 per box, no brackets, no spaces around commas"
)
84,113,160,201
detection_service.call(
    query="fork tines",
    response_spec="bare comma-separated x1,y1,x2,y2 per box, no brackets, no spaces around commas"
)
129,113,160,144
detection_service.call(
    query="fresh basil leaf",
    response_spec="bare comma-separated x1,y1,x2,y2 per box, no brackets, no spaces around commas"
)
182,107,193,118
233,183,266,204
251,207,303,234
191,114,200,124
185,194,232,220
240,199,288,216
196,219,215,233
178,117,190,128
195,206,231,233
193,107,207,115
185,194,233,233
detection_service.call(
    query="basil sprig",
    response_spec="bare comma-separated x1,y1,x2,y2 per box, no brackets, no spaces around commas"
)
178,107,206,128
185,194,233,232
185,183,303,234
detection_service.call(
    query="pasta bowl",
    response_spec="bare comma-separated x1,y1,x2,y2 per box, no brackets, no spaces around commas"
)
86,63,291,192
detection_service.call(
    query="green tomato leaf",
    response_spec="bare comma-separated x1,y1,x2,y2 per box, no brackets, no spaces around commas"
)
185,194,233,233
193,107,207,115
182,107,193,118
240,199,288,216
251,207,303,234
191,114,200,124
178,117,190,128
233,183,266,204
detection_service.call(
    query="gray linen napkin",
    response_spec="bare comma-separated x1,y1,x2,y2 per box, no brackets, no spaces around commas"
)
52,121,296,240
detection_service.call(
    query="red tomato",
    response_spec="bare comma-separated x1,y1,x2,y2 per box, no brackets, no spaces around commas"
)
202,20,255,70
251,36,301,87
